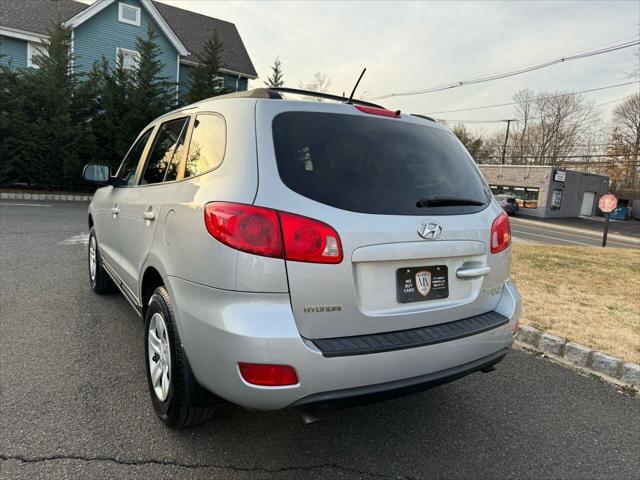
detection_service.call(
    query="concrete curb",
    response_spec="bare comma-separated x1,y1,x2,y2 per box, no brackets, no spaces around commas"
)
515,325,639,389
0,192,92,202
511,216,639,243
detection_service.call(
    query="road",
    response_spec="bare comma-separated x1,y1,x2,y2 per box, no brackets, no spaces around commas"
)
510,217,639,248
1,200,639,480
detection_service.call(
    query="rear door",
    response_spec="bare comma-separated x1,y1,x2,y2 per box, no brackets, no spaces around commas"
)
255,102,508,339
114,116,191,296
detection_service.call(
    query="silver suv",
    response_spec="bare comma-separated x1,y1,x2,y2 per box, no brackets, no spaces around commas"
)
83,89,521,428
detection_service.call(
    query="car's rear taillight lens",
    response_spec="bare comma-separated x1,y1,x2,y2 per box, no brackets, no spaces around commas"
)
279,212,343,264
204,202,342,263
238,363,298,386
204,202,283,258
490,211,511,254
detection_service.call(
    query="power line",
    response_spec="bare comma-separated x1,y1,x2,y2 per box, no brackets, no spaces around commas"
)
438,93,636,123
425,81,638,115
371,38,639,100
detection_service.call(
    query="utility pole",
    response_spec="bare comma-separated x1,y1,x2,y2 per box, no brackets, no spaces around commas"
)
501,119,517,165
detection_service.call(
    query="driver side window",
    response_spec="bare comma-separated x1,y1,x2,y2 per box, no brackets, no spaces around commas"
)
116,128,153,186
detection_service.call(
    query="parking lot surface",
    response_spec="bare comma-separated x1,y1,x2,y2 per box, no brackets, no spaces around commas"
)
1,200,639,480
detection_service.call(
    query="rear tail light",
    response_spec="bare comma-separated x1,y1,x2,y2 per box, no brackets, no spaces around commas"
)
204,202,283,257
279,212,343,263
238,362,298,386
490,211,511,254
354,105,400,118
204,202,343,263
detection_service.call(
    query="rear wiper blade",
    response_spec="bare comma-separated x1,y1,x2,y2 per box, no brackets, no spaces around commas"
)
416,196,485,207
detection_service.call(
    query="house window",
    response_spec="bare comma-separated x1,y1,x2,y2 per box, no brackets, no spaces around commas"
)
118,3,141,26
116,47,140,70
27,42,47,68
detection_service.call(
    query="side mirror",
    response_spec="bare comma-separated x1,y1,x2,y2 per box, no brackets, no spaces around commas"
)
83,164,111,186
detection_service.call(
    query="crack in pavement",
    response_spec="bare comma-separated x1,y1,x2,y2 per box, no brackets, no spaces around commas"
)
0,454,417,479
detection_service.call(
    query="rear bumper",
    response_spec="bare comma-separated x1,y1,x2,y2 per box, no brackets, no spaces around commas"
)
291,348,509,409
166,276,521,411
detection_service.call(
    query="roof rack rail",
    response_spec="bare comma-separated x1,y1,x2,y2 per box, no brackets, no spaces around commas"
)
210,88,283,101
196,87,385,109
410,114,436,122
268,87,385,108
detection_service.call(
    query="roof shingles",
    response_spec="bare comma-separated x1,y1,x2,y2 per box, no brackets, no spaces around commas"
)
0,0,257,77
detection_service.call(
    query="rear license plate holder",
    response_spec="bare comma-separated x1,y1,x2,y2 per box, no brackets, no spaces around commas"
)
396,265,449,303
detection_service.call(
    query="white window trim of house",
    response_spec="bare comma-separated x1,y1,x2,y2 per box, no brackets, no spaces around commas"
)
27,41,48,68
116,47,140,70
118,2,141,26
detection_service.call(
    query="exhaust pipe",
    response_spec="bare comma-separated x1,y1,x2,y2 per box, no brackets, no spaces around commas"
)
300,411,320,425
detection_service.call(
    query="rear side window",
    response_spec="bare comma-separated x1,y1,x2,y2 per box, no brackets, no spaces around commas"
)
117,128,153,186
141,117,189,185
184,114,226,178
272,112,490,215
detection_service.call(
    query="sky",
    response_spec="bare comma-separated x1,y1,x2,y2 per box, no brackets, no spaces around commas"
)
160,1,640,133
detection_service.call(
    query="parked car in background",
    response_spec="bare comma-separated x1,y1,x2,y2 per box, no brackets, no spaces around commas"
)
495,194,519,215
83,88,521,429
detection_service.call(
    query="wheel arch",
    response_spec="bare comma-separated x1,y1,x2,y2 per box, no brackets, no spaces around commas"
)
140,266,165,316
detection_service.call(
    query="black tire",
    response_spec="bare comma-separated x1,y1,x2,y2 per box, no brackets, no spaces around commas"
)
88,227,116,294
144,286,219,428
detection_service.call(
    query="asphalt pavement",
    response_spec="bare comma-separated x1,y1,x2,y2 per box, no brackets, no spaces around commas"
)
510,216,639,248
1,200,639,480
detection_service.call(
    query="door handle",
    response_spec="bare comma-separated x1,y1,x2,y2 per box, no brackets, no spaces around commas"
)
143,211,156,221
456,265,491,279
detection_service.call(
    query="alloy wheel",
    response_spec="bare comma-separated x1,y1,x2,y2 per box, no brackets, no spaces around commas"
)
147,313,172,401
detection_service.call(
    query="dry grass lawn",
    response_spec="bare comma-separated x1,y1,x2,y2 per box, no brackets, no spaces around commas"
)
511,244,640,363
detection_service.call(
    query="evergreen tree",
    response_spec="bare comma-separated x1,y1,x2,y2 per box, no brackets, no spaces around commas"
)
86,56,135,169
264,56,284,88
8,22,84,188
185,33,227,104
0,55,20,184
128,24,175,136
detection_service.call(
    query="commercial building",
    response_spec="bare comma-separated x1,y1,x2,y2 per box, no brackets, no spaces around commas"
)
479,165,609,218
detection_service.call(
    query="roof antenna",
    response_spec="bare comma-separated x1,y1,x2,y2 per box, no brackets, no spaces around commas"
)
347,68,366,104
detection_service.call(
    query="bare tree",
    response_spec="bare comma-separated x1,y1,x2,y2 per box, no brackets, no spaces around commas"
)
606,94,640,197
299,71,331,101
512,89,535,164
451,123,490,160
504,89,599,165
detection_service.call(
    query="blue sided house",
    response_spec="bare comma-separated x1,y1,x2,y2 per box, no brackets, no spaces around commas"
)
0,0,257,98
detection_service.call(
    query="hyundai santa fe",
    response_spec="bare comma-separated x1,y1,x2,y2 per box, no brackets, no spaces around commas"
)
83,88,521,428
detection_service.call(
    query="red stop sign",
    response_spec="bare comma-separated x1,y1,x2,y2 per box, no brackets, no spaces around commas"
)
598,194,618,213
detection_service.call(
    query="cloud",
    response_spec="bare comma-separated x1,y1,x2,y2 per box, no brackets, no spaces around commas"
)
160,0,638,130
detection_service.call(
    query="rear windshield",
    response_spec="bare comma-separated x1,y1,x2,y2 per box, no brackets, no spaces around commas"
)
272,112,490,215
